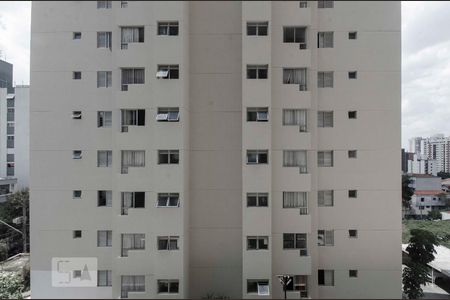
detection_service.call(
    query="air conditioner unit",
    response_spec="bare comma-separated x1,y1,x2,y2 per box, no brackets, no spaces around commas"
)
299,166,307,174
299,249,308,256
299,43,307,50
299,84,307,91
299,125,307,132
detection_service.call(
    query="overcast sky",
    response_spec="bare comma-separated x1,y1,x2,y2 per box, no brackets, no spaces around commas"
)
0,1,448,148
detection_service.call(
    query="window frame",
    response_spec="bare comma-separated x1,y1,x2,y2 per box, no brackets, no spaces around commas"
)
283,26,307,44
157,279,180,294
247,236,269,250
97,150,113,167
157,21,179,36
246,65,269,79
157,65,179,79
97,111,112,128
157,193,180,208
318,230,334,246
283,233,307,250
97,31,112,49
318,31,334,48
157,107,180,122
246,21,268,36
318,190,334,207
97,230,112,247
318,270,334,286
317,111,333,128
246,150,269,165
318,151,333,167
247,107,269,122
157,236,179,250
246,193,269,207
317,71,334,88
158,150,180,165
98,270,112,287
98,190,112,207
247,279,269,294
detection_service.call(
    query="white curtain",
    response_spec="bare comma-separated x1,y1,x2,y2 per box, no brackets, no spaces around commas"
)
121,27,140,44
122,151,145,170
325,230,334,245
122,192,133,214
97,32,111,48
283,109,307,127
122,110,137,126
318,32,333,48
105,191,112,207
318,111,333,127
318,151,333,167
122,69,145,85
283,192,307,208
283,68,307,86
324,271,334,286
283,150,307,167
318,190,333,206
98,151,111,167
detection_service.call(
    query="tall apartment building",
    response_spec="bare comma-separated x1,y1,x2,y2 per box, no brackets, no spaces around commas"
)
409,134,450,175
0,59,14,94
30,1,401,298
0,85,30,188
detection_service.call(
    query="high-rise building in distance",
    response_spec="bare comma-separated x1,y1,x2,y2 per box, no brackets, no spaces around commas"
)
30,1,401,298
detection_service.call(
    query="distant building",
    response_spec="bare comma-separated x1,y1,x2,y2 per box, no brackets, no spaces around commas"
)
0,59,13,94
0,86,30,189
409,135,450,175
406,174,448,218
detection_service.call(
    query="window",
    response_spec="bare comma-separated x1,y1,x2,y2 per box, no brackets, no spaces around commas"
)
247,65,268,79
318,230,334,246
247,22,268,36
121,233,145,256
318,71,333,88
247,236,269,250
156,65,179,79
73,150,82,159
97,111,112,127
247,280,269,294
318,190,334,207
97,71,112,88
121,109,145,132
73,230,82,238
158,236,179,250
7,108,14,122
121,68,145,91
283,150,307,172
121,27,144,49
318,151,333,167
318,32,333,48
158,280,179,294
97,32,112,48
247,107,269,122
98,270,112,287
121,192,145,215
6,136,14,149
7,154,14,162
97,151,112,167
349,270,358,278
247,150,268,164
349,229,358,238
348,111,357,119
349,32,357,40
6,99,14,108
283,233,307,250
72,111,82,120
283,68,307,90
283,109,307,131
73,190,82,199
283,192,308,214
73,32,82,40
157,22,179,36
7,122,14,135
156,107,180,122
348,190,357,198
97,1,112,9
121,1,128,8
348,71,357,79
98,190,112,207
283,27,306,47
158,150,179,164
299,1,308,8
157,193,180,207
121,150,145,174
318,1,334,8
121,275,145,298
318,111,333,127
73,71,81,80
348,150,357,158
318,270,334,286
247,193,268,207
73,270,82,278
286,275,308,297
97,230,112,247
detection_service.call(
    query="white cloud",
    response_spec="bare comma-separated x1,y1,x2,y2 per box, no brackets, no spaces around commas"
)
0,1,31,85
402,1,450,147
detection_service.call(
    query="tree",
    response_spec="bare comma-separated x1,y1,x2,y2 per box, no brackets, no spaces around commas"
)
403,229,439,299
402,175,415,216
0,272,24,299
428,210,442,220
437,171,450,179
0,189,29,256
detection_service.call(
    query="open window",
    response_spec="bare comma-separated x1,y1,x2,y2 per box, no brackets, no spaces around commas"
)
157,107,180,122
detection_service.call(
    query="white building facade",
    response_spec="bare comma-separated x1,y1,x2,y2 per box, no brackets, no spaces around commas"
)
409,135,450,175
30,1,401,298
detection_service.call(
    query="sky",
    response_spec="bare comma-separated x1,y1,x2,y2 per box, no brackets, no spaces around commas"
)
0,1,448,148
